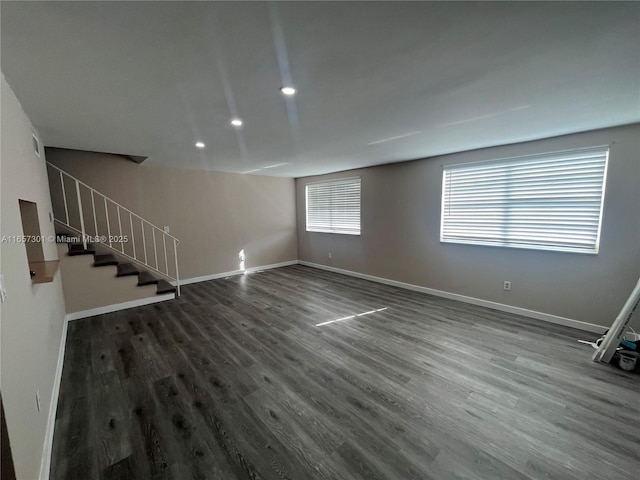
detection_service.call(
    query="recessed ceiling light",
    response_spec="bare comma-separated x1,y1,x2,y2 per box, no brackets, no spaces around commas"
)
230,118,243,127
195,142,205,148
280,86,296,96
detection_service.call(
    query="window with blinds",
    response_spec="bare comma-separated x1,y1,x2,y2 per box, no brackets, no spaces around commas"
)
441,146,609,254
306,177,361,235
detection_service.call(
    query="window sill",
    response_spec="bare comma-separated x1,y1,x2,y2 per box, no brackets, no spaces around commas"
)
29,260,60,284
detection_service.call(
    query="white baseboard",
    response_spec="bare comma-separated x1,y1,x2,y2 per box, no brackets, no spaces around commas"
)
39,315,68,480
65,261,299,321
299,261,607,334
178,260,299,286
65,294,175,322
245,259,299,274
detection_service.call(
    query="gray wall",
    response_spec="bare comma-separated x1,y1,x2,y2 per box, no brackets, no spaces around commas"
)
1,74,67,480
296,124,640,328
46,149,298,286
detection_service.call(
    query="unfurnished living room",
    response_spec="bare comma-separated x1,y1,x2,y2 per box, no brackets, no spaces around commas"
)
1,1,639,479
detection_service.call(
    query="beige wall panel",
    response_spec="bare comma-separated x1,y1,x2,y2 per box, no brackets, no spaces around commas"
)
46,149,299,284
56,244,161,314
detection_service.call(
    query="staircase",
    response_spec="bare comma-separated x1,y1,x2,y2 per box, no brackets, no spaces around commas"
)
64,240,176,295
47,162,180,300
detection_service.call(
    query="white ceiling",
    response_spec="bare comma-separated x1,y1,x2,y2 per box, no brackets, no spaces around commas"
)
2,1,639,177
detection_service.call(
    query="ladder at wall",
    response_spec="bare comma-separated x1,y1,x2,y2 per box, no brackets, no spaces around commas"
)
592,277,640,364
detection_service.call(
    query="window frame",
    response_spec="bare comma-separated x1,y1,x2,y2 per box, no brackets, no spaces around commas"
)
305,177,361,235
440,146,610,254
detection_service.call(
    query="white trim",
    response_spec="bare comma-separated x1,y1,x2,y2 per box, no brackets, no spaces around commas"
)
39,315,68,480
65,294,175,322
245,260,299,274
177,260,299,286
299,261,607,334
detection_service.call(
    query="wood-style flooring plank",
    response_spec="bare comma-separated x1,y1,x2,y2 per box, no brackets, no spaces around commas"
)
51,265,640,479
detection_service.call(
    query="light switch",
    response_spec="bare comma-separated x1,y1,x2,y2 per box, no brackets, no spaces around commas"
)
0,273,8,302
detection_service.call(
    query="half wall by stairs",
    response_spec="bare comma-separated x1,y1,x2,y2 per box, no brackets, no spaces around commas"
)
57,241,175,316
67,240,175,295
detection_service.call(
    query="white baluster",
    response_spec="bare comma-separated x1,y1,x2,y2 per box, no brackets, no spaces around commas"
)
75,180,87,249
104,198,112,247
174,239,180,297
152,228,158,269
163,234,168,275
60,171,69,225
141,220,147,264
129,213,136,260
117,206,124,253
91,190,98,238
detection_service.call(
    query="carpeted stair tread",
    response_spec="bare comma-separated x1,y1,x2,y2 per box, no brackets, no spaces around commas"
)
68,243,96,256
93,254,119,267
156,280,176,295
137,271,159,286
116,263,139,277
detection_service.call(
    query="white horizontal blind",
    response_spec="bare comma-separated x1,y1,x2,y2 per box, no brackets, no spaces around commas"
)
306,178,361,235
441,146,609,254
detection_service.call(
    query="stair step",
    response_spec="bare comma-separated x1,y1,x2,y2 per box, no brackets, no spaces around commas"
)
156,280,176,295
93,254,119,267
68,243,96,256
137,271,159,286
116,263,139,277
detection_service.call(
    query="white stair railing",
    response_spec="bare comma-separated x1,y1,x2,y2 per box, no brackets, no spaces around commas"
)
46,162,181,296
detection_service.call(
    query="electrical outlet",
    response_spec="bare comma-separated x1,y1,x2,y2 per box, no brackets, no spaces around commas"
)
35,390,41,413
503,281,512,291
163,226,170,234
328,253,332,259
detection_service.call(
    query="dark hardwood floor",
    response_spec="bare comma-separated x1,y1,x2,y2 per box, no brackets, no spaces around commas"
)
51,265,640,480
